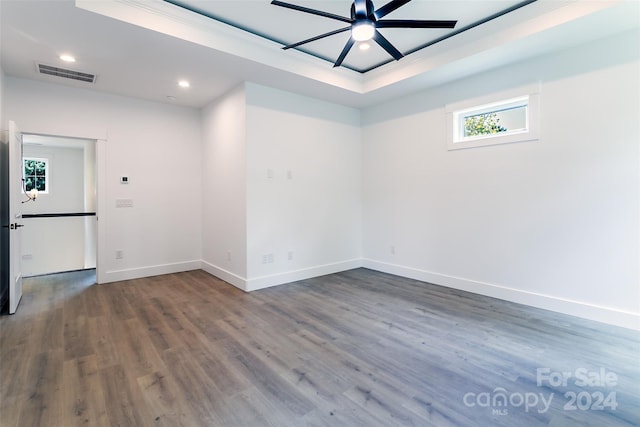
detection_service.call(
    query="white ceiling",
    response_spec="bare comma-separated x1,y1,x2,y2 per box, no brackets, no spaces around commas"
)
1,0,638,109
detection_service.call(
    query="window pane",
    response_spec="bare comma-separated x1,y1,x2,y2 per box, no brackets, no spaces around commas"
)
35,161,46,175
494,105,527,131
464,112,507,137
24,160,35,176
462,105,527,138
35,177,46,191
25,177,34,192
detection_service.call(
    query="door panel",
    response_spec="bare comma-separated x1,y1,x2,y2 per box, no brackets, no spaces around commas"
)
9,120,23,314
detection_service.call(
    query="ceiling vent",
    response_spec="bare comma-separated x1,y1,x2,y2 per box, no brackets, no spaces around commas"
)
37,63,97,83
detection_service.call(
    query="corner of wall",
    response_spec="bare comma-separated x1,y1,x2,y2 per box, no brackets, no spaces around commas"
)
200,260,248,291
201,82,248,281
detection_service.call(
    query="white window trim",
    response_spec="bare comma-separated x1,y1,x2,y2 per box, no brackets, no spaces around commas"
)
23,156,50,194
446,84,541,151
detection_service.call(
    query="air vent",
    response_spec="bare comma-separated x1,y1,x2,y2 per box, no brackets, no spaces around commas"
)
37,63,96,83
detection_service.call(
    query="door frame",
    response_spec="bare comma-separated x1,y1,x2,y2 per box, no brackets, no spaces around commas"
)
18,128,106,284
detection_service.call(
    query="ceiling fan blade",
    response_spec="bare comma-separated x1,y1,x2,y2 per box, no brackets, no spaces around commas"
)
333,38,356,68
283,27,351,50
374,0,412,19
271,1,352,23
376,19,457,29
373,30,403,61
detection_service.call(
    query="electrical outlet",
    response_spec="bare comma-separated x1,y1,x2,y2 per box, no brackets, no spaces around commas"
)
390,245,396,255
115,250,124,259
263,253,274,264
288,251,293,261
227,251,231,262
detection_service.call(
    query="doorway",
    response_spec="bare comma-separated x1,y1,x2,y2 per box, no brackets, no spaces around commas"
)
21,134,97,277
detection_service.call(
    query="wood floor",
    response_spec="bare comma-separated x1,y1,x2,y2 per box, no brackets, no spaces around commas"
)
1,268,638,427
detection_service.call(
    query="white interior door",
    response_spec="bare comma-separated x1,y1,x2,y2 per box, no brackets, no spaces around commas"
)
8,120,23,314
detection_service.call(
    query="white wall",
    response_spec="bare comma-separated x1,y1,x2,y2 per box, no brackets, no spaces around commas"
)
245,83,362,290
22,145,85,214
0,65,5,133
361,30,640,329
0,0,4,133
6,77,203,283
83,141,97,269
201,84,248,287
201,83,362,291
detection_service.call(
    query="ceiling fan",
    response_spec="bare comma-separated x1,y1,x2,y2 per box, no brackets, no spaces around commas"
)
271,0,457,68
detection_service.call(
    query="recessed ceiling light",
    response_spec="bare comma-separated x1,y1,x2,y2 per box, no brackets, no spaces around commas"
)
59,54,76,63
178,80,190,88
359,43,371,51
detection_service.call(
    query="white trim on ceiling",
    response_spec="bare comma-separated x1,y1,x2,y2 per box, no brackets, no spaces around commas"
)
76,0,637,98
76,0,364,93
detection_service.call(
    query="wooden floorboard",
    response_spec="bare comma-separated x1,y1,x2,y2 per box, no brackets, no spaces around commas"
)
1,268,638,426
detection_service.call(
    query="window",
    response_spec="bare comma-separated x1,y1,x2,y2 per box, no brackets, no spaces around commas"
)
446,85,540,150
23,157,49,194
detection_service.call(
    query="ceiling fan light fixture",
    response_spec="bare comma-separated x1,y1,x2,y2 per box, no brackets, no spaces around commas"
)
272,0,457,68
351,21,375,41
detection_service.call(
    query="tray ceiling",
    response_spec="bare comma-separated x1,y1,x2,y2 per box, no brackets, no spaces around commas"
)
164,0,536,72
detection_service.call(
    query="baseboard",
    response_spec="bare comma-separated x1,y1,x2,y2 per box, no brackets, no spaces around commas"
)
245,259,363,291
362,259,640,331
200,261,248,291
99,260,201,284
200,259,363,292
98,257,639,330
